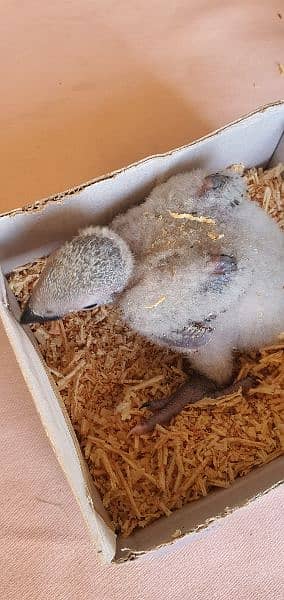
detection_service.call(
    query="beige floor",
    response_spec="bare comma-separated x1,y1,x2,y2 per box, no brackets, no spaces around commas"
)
0,1,284,598
1,1,283,213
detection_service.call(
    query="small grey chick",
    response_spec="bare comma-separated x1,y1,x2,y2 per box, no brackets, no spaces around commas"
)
20,169,284,434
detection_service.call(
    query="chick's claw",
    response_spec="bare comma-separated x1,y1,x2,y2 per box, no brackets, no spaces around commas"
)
130,375,216,436
130,375,257,435
141,396,173,412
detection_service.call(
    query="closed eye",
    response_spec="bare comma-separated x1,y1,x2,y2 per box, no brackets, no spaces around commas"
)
83,303,97,310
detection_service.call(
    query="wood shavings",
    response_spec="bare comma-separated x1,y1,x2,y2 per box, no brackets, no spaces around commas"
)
128,375,164,390
116,396,133,421
171,528,182,539
229,163,245,175
168,210,215,225
246,163,284,228
207,232,224,241
7,163,284,537
145,295,166,309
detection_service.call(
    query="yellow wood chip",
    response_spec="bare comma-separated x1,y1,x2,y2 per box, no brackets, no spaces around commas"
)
207,232,224,240
169,210,215,224
145,295,166,309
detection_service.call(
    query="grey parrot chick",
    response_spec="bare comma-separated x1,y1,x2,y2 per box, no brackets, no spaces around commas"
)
20,168,284,433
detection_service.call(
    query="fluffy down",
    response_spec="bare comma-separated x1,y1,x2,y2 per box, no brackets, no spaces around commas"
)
112,169,284,384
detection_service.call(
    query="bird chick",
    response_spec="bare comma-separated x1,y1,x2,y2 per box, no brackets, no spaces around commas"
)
20,169,284,433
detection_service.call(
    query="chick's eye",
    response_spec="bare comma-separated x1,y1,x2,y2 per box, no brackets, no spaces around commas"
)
84,303,97,309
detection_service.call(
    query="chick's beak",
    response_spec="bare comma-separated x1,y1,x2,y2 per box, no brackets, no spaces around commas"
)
20,304,60,325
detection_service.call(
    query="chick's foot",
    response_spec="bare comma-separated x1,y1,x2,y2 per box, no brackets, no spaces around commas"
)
130,374,256,435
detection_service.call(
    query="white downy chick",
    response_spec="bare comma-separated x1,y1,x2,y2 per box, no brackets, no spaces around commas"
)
112,168,284,385
20,169,284,432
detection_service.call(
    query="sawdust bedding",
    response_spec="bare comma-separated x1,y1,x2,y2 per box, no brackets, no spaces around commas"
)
7,164,284,537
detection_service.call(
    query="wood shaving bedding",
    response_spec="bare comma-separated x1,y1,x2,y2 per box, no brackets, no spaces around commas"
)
7,164,284,537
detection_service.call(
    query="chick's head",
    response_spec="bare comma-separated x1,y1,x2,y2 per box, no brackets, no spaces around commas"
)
20,226,134,324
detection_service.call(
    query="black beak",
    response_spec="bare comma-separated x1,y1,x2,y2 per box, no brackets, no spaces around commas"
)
20,304,60,325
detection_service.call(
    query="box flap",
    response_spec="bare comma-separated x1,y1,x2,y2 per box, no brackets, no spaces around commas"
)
269,131,284,165
0,285,116,563
115,456,284,561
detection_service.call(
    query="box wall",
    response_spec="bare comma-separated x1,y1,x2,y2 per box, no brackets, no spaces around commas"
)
1,102,284,563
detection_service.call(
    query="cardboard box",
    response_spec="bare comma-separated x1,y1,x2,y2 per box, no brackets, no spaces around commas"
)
0,102,284,563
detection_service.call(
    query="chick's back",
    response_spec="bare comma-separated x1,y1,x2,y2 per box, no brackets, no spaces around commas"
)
111,170,284,351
